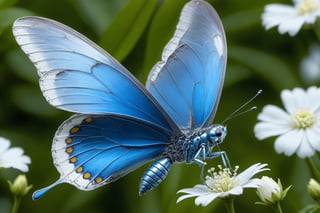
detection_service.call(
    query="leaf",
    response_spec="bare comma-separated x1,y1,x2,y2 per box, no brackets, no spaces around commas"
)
224,64,252,88
0,0,18,8
0,7,34,34
10,84,60,117
6,49,38,83
70,0,127,35
99,0,158,62
228,46,301,90
141,0,189,82
223,8,262,32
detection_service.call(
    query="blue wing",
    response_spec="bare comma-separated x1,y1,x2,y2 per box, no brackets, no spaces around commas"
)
33,114,172,199
146,0,227,132
12,16,178,132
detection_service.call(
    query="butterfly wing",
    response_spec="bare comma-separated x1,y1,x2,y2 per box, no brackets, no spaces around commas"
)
146,0,227,132
12,16,178,132
33,114,172,199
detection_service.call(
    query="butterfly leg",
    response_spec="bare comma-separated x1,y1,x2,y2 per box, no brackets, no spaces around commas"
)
206,151,232,169
191,143,208,181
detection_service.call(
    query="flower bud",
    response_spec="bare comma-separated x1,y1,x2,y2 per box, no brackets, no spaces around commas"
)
8,174,32,197
256,176,290,205
308,178,320,202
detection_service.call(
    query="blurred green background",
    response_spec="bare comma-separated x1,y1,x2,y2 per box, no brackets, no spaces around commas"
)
0,0,315,212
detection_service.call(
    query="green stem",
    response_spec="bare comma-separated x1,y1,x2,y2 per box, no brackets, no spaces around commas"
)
223,198,235,213
11,196,21,213
306,158,320,182
272,202,283,213
314,20,320,40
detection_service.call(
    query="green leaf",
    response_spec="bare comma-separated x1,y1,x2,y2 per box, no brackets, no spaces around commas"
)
6,49,38,83
10,84,60,117
223,8,262,32
0,7,34,34
99,0,158,62
142,0,188,82
228,46,301,90
70,0,127,35
224,64,252,88
0,0,18,8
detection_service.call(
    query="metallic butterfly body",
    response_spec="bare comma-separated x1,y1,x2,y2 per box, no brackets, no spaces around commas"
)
12,0,227,199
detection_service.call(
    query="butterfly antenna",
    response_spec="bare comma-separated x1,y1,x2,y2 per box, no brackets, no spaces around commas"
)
222,89,262,124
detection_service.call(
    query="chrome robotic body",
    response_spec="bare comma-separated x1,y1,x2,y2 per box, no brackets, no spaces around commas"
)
139,124,228,195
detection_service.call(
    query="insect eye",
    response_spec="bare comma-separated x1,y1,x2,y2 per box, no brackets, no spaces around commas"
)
215,129,222,137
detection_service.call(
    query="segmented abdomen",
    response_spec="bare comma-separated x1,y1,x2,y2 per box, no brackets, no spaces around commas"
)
139,157,172,195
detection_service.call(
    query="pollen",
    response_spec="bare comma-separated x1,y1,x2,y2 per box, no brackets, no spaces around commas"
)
297,0,319,15
291,108,316,129
205,165,240,193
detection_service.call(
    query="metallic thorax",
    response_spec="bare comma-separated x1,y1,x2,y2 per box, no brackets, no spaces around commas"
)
139,124,227,195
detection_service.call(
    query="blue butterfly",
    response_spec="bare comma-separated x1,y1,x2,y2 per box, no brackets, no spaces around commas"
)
12,0,227,200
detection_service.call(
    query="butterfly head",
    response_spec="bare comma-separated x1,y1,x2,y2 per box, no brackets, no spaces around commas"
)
207,125,227,146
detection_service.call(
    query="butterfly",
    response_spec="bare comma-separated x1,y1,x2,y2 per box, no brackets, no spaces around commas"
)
12,0,227,200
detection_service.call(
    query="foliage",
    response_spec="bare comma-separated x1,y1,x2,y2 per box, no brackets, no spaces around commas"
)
0,0,314,212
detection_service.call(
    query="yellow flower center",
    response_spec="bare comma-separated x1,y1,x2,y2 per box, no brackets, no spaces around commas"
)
206,165,240,193
297,0,319,15
291,108,316,129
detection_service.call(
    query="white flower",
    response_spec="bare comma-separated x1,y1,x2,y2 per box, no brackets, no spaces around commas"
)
300,44,320,84
262,0,320,36
308,178,320,201
256,176,290,205
254,87,320,158
176,163,269,206
0,137,31,172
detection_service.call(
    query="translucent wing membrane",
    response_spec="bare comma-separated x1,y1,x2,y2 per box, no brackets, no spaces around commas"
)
12,16,178,132
146,0,227,132
33,114,172,199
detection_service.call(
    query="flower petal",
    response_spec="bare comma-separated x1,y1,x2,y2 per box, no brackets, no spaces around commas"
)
281,88,306,114
305,86,320,111
195,193,219,206
241,178,263,189
237,163,269,184
0,137,10,153
257,105,291,124
296,132,316,158
228,186,244,195
274,129,302,156
262,4,296,29
254,122,291,140
177,184,208,195
278,16,305,36
306,126,320,151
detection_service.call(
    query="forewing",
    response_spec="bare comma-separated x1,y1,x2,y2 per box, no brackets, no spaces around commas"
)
52,114,171,190
146,0,227,132
12,16,177,131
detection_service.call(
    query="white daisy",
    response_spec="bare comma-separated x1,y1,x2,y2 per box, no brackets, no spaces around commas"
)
262,0,320,36
176,163,268,206
0,137,31,172
300,44,320,84
254,87,320,158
